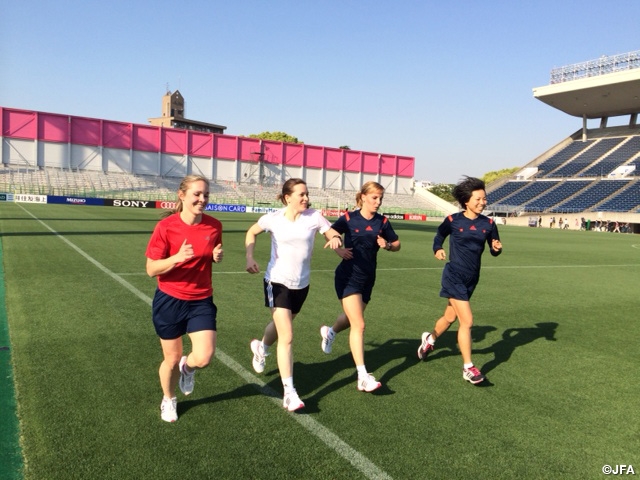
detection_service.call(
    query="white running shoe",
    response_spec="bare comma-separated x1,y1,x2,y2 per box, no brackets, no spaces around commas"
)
160,397,177,422
282,389,305,412
462,365,486,385
178,356,195,395
357,374,382,393
250,339,267,374
417,331,434,361
320,325,335,354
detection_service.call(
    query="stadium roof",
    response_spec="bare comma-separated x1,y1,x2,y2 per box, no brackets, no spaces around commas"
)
533,51,640,119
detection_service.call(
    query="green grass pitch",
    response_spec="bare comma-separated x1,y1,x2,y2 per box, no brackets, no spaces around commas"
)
0,202,639,479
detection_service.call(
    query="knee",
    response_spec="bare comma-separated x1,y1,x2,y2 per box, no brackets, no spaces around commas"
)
194,357,212,369
274,324,294,346
444,315,457,325
278,332,294,346
458,317,474,329
349,320,366,334
191,349,215,368
163,353,182,368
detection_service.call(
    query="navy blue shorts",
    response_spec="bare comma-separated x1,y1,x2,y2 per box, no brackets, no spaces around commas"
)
264,280,309,314
335,273,375,304
439,263,479,301
152,288,217,340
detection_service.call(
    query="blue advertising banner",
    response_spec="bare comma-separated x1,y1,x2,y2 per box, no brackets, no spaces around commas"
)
47,196,105,206
205,204,247,213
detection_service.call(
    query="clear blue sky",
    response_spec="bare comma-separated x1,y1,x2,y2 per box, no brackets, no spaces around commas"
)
2,1,639,184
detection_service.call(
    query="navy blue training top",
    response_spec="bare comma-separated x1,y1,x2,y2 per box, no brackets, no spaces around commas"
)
433,212,501,275
332,210,399,280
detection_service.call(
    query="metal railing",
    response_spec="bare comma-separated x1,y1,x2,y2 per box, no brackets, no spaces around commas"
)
550,50,640,84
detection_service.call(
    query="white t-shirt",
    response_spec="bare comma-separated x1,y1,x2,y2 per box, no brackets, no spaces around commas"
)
258,208,331,289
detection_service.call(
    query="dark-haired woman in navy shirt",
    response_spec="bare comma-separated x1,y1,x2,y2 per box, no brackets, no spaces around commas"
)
417,176,502,385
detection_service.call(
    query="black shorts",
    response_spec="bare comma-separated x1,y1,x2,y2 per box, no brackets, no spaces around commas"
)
264,280,309,314
334,266,375,304
440,263,479,301
152,288,217,340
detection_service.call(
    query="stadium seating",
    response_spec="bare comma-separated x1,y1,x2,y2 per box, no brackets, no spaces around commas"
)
486,181,528,204
549,180,630,213
579,135,640,177
5,126,640,219
523,180,591,212
596,180,640,212
535,141,594,177
492,180,559,207
546,137,624,177
0,166,445,215
486,127,640,217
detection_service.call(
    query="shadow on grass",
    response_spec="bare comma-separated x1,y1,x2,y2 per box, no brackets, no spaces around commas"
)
415,325,499,363
214,322,558,412
285,352,364,412
178,383,264,416
475,322,558,375
297,322,557,399
414,322,558,386
288,326,502,407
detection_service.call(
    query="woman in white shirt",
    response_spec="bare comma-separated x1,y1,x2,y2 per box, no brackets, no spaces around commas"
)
245,178,342,411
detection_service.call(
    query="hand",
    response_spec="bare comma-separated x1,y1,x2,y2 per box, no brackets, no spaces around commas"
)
376,235,387,249
246,258,260,274
335,247,353,260
434,249,446,261
175,239,194,263
213,243,224,263
324,236,342,250
492,239,502,251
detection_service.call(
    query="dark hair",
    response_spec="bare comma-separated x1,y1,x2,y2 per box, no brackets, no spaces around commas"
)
277,178,307,206
162,174,210,217
452,176,485,208
355,181,384,208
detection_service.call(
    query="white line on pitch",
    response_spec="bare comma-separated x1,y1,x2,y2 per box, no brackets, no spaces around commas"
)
17,204,393,480
114,263,640,276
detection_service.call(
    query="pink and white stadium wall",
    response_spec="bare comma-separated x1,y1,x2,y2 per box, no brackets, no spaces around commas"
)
0,107,415,194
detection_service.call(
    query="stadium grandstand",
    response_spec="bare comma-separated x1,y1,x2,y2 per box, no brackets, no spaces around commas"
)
4,50,640,229
0,90,453,217
487,49,640,232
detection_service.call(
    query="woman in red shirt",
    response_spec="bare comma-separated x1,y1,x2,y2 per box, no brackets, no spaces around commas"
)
145,175,223,422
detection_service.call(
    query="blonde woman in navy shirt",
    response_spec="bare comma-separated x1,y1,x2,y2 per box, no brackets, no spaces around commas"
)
320,182,400,392
417,176,502,384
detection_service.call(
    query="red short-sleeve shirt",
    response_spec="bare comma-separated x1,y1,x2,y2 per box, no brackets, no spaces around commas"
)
146,213,223,300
